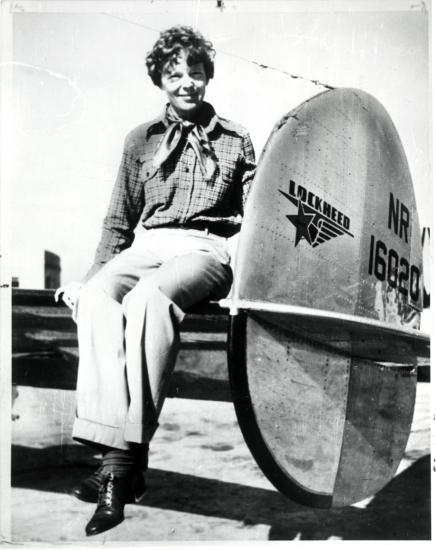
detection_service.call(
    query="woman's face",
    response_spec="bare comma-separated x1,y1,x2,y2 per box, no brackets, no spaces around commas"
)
160,51,208,119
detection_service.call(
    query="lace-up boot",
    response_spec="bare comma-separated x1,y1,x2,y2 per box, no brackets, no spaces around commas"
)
73,466,146,504
73,443,148,503
85,471,136,536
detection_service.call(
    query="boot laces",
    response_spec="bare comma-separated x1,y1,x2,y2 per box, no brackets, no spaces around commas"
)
98,472,115,508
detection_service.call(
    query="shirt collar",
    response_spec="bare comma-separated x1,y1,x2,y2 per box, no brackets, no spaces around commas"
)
146,102,228,137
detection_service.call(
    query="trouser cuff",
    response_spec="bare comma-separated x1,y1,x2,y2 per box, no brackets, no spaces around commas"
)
73,417,158,450
124,420,159,444
73,417,130,451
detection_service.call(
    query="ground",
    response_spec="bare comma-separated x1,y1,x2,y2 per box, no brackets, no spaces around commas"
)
8,381,432,543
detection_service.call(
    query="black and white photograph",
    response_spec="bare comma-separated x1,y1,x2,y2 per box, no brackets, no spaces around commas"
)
0,0,432,543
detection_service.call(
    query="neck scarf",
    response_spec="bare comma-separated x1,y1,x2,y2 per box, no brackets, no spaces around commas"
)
152,105,217,181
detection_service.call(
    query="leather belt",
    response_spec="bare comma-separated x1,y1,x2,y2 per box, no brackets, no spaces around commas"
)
155,221,239,239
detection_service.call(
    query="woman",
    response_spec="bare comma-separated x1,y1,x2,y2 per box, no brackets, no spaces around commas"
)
56,25,256,536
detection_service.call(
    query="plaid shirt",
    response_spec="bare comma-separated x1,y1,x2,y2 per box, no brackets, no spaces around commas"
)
85,102,256,280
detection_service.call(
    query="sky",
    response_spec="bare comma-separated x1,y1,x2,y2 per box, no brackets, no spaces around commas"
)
1,0,431,287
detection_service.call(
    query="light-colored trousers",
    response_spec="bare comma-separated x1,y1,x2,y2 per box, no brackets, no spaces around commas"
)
72,228,233,450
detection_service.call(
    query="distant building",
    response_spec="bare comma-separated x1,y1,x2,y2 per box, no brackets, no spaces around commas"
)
44,251,61,289
12,249,61,289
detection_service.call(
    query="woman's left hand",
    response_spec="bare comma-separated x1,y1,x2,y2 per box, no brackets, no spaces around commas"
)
54,281,83,310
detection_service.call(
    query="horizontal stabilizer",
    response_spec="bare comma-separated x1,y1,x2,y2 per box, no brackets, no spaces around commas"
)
223,299,430,366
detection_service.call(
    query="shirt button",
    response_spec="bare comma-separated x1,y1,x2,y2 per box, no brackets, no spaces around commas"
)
184,167,190,173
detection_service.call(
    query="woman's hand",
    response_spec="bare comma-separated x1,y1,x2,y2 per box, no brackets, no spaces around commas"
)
54,281,83,311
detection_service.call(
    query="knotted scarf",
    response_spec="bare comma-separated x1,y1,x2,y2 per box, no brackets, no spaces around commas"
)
152,106,217,181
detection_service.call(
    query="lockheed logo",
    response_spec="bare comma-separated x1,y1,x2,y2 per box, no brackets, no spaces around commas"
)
280,181,354,248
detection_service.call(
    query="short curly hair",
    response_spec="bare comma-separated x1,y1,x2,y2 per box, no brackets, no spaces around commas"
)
146,26,215,87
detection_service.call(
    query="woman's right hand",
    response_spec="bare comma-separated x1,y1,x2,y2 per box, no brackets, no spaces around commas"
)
54,281,83,311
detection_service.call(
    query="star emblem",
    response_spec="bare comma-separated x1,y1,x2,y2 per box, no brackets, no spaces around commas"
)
279,187,353,248
286,200,316,246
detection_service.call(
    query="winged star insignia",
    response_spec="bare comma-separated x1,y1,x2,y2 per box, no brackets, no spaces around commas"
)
279,187,353,248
